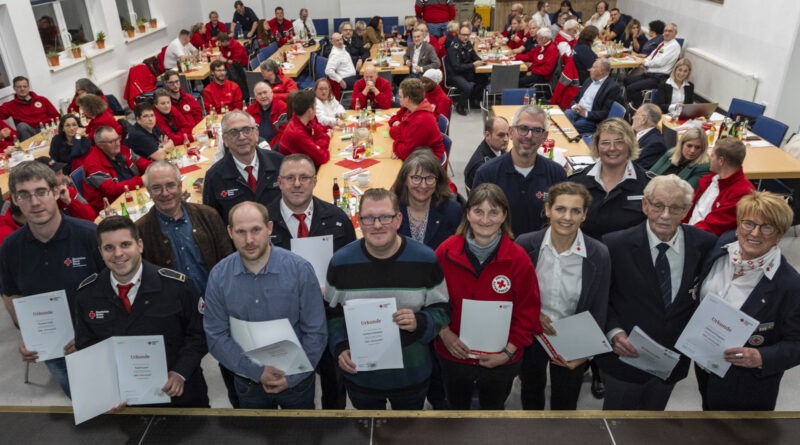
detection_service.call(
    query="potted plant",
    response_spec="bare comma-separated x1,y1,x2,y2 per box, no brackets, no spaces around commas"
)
70,42,82,58
123,24,135,38
47,50,60,67
149,17,157,28
96,31,106,49
136,18,146,33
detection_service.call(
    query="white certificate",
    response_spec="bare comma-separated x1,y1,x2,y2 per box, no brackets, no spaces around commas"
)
675,293,759,378
229,317,313,375
459,299,513,357
536,311,613,361
291,235,334,287
66,335,169,425
619,326,681,380
13,290,74,362
344,298,403,371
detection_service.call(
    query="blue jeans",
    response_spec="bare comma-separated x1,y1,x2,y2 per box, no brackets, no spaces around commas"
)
564,108,598,135
45,357,71,398
233,373,315,409
427,22,448,38
346,384,428,410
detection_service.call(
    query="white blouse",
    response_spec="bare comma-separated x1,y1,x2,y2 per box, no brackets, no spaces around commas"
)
315,97,345,127
536,228,586,321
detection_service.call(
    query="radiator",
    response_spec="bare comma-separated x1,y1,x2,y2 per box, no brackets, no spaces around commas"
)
684,47,759,111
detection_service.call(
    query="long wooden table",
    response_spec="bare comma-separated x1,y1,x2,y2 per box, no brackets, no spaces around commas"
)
261,42,319,78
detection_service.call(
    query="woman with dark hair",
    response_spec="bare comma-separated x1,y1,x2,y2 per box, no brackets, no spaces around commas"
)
516,182,611,410
153,88,194,145
67,78,105,114
394,149,462,250
434,182,541,409
559,1,581,23
254,19,273,48
622,19,647,54
49,114,91,173
365,16,385,45
573,26,599,84
470,14,483,33
78,93,123,141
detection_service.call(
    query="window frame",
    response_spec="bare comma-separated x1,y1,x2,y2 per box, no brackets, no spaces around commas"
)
31,0,98,53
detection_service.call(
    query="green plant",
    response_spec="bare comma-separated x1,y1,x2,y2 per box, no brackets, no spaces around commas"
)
123,24,134,31
71,41,81,50
96,31,106,42
136,17,146,26
46,50,59,58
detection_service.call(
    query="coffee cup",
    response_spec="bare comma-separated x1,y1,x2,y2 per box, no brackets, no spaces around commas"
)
356,171,371,187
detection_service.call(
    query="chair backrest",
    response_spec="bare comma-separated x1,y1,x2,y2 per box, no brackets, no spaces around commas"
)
258,42,279,63
728,98,766,123
245,71,263,99
333,18,351,33
383,17,399,35
70,166,85,196
501,88,528,105
487,64,521,93
314,55,328,80
249,57,260,70
105,94,126,115
178,74,193,95
441,133,452,164
609,102,626,119
312,19,329,36
437,114,449,134
752,115,789,147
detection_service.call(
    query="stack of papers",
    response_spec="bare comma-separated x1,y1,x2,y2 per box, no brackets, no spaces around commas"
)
230,317,313,375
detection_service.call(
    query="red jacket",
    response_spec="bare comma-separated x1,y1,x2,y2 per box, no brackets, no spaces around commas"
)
504,30,525,50
0,92,60,129
684,168,755,236
425,85,453,120
85,110,122,142
554,32,576,53
190,32,205,49
172,91,203,127
59,185,98,221
269,73,298,103
204,21,228,46
428,34,445,58
352,76,393,110
267,17,295,46
551,55,580,109
434,235,541,365
155,109,194,145
221,39,249,67
0,121,17,149
415,0,456,24
68,94,108,114
0,207,22,248
389,99,445,161
203,80,243,113
123,64,158,109
245,99,287,145
278,115,331,168
519,40,559,81
83,145,151,211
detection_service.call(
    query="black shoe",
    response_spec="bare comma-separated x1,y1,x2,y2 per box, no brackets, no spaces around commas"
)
456,104,468,116
591,375,605,399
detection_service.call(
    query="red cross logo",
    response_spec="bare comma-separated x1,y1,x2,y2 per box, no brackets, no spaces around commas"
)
89,311,95,319
492,275,511,294
64,258,72,267
220,190,227,197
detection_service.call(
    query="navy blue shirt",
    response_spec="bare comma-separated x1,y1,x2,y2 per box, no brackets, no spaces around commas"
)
156,206,209,295
0,215,103,309
473,152,567,237
232,7,259,37
258,105,277,142
125,123,165,159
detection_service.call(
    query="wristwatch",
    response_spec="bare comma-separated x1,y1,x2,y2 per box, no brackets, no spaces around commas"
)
501,347,515,361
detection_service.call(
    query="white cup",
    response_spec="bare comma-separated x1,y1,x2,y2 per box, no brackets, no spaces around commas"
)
356,171,371,188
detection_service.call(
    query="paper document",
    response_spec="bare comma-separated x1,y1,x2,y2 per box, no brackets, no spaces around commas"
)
537,147,567,167
66,335,169,425
746,140,773,148
459,299,513,357
291,235,334,287
13,290,74,362
229,317,313,375
536,311,612,361
344,298,403,371
619,326,680,380
674,294,758,378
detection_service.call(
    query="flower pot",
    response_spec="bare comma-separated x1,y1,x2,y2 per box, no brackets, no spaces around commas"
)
71,48,82,58
138,24,146,33
126,29,135,38
48,56,60,67
149,19,157,28
96,40,105,49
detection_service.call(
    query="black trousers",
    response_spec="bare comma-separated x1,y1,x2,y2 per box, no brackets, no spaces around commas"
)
519,341,587,410
438,355,521,410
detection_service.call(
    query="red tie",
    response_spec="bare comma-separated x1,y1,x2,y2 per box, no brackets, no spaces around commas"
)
293,213,309,238
245,165,257,192
650,42,665,60
117,283,134,313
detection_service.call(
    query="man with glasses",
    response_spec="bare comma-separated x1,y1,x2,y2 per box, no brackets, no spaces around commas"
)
598,175,716,410
124,102,169,161
279,90,331,167
565,58,620,135
0,161,104,398
325,188,450,410
472,105,566,236
340,22,370,71
83,126,152,211
162,70,203,127
0,76,60,140
202,110,283,224
404,29,441,79
203,60,244,114
445,26,487,116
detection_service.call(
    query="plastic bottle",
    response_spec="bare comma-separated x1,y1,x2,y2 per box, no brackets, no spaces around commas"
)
124,185,133,203
332,178,340,205
135,185,147,213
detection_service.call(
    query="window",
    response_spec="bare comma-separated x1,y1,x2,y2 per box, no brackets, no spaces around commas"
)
32,0,95,51
116,0,152,29
0,52,9,90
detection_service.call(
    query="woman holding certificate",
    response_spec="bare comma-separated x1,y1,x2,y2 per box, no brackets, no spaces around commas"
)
515,182,611,410
434,183,541,409
696,191,800,411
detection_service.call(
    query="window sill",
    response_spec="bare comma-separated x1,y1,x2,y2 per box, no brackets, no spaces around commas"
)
124,23,168,44
47,45,114,73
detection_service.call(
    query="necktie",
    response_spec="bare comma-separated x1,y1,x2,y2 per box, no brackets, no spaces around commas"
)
117,283,134,313
650,42,664,60
304,21,311,36
245,165,257,192
655,243,672,308
293,213,309,238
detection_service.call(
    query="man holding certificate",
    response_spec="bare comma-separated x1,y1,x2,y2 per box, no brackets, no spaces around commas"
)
74,216,209,407
598,175,716,410
1,161,104,398
204,201,327,409
325,188,450,410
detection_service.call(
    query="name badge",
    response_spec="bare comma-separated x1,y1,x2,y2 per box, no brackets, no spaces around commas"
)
757,322,775,332
627,195,644,201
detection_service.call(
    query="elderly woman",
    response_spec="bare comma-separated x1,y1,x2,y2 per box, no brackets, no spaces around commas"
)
314,78,345,129
573,26,599,84
365,16,385,45
67,78,105,114
435,183,541,409
516,182,610,410
585,1,610,29
622,19,647,54
78,93,122,141
649,127,710,188
696,191,800,411
153,88,194,145
49,114,90,173
656,58,695,114
259,59,298,103
394,149,462,250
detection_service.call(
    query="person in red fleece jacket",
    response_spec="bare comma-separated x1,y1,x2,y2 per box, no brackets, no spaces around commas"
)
67,78,106,114
204,11,228,46
414,0,456,38
0,120,17,151
0,200,23,248
259,59,298,103
245,81,287,145
389,78,445,161
203,60,244,113
518,28,560,88
421,69,452,120
352,65,394,110
153,89,194,145
35,157,97,221
83,126,151,211
78,94,122,142
267,6,295,46
217,32,249,67
162,70,204,127
0,76,60,140
503,17,526,50
279,90,331,168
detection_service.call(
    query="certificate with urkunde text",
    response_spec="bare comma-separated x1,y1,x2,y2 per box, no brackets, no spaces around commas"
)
13,290,74,362
344,298,404,371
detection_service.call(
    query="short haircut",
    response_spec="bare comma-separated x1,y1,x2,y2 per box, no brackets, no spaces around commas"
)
179,29,190,37
670,127,709,167
234,1,244,7
545,181,592,211
563,19,579,30
216,32,231,42
399,78,424,104
595,58,611,74
512,104,549,129
338,21,353,32
359,188,399,214
210,60,227,72
610,7,620,13
12,76,29,85
649,20,665,35
644,175,694,208
457,183,514,239
221,109,257,131
638,103,662,127
537,27,553,39
143,160,181,187
537,1,547,9
392,148,453,207
590,118,640,160
228,201,270,227
96,215,140,246
299,8,308,15
280,153,315,174
153,88,171,102
93,126,118,145
485,116,509,133
275,6,284,13
355,21,367,32
713,136,746,168
447,20,460,33
289,89,316,116
162,69,180,82
77,93,108,118
736,191,794,236
209,10,219,19
578,25,599,44
8,161,57,196
259,59,280,76
134,102,155,119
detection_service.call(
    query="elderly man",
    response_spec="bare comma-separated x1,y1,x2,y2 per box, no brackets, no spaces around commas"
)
202,110,284,224
340,22,370,71
217,32,249,67
416,22,445,58
83,126,151,211
203,60,244,113
279,90,331,168
506,3,525,29
598,175,716,410
519,28,559,88
268,6,295,46
162,70,203,126
0,76,60,140
352,66,393,110
625,23,681,107
293,8,316,38
259,59,298,103
685,137,755,236
565,59,620,134
405,28,441,78
326,32,358,101
205,201,327,409
464,116,510,189
445,26,488,116
415,0,455,37
632,104,667,170
245,81,287,145
389,78,445,161
472,105,567,235
422,69,452,119
325,188,450,409
232,0,259,39
555,18,579,56
164,30,196,70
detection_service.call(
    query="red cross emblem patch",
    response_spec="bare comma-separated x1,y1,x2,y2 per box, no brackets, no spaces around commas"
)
64,258,72,266
492,275,511,294
89,311,95,319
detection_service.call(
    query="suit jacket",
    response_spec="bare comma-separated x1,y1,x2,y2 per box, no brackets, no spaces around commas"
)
571,77,621,123
515,229,611,330
635,128,668,170
696,231,800,410
656,81,695,113
399,198,463,251
404,42,441,73
267,196,356,252
596,222,717,384
463,140,501,190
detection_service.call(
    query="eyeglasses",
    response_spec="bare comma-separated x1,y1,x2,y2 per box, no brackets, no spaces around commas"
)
409,175,437,186
223,126,256,138
281,175,315,184
598,139,627,149
165,80,181,84
149,182,179,194
459,33,471,37
646,198,686,215
513,125,546,136
359,214,397,226
15,188,52,202
740,220,776,236
100,137,121,144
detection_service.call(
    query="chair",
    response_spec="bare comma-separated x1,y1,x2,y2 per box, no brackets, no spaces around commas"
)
249,57,260,70
501,88,528,105
383,17,399,35
441,133,454,176
70,166,85,196
356,17,371,26
752,115,789,147
442,56,469,113
312,19,329,36
257,42,279,63
333,18,351,33
245,71,263,99
482,64,521,108
728,98,766,124
437,114,449,134
314,55,328,81
609,102,626,119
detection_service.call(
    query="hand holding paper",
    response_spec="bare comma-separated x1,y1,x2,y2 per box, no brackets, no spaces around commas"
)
612,332,639,358
393,308,417,332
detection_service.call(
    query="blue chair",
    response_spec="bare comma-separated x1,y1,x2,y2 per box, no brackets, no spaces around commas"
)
582,135,593,147
312,19,329,36
356,17,371,26
257,42,279,63
437,114,449,134
383,17,399,35
333,18,350,33
249,57,260,70
676,38,685,48
70,167,85,196
609,102,626,119
441,133,454,175
728,98,766,123
752,116,789,147
314,55,328,81
501,88,528,105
